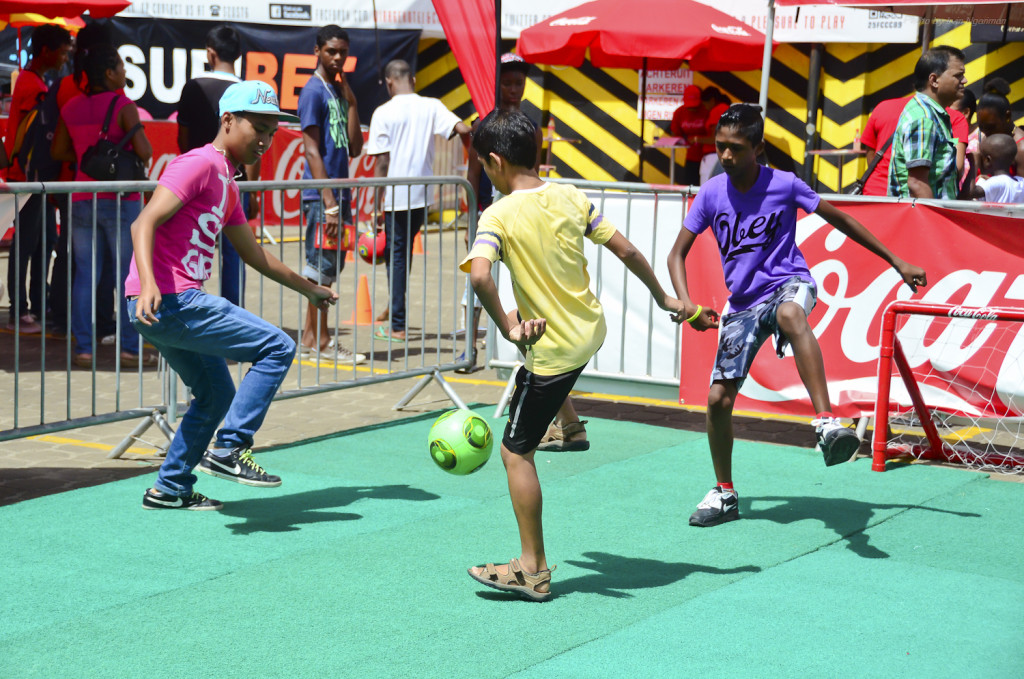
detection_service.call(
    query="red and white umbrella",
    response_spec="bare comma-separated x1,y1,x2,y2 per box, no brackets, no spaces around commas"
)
518,0,771,179
0,0,129,18
0,13,86,31
518,0,767,71
1,2,128,70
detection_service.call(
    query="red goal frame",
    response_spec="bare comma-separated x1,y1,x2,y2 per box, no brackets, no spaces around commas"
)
872,300,1024,472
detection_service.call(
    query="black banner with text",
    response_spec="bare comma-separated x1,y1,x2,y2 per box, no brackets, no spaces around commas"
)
0,19,421,121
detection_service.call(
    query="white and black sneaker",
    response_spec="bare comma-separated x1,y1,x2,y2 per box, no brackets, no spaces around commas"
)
142,488,223,511
335,344,367,365
689,486,739,527
198,448,282,487
813,417,861,466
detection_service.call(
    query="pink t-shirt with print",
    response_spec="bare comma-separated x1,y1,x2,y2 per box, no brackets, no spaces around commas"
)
125,144,245,296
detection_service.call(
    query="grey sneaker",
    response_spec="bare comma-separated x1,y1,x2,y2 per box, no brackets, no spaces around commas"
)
814,417,861,466
301,338,367,364
335,344,367,364
689,486,739,527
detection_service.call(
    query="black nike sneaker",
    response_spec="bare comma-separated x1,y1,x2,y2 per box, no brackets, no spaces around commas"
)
197,448,282,487
142,488,223,511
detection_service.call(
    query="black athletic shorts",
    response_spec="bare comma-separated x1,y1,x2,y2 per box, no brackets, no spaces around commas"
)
503,364,586,455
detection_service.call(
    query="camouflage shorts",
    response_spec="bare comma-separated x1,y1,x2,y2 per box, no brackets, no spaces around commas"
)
712,276,816,386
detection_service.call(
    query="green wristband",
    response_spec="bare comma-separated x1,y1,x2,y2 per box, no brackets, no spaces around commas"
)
685,305,703,325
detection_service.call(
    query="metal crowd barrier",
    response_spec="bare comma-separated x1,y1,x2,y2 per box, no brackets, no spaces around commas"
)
0,176,479,455
6,172,1015,451
485,179,700,413
484,181,1024,416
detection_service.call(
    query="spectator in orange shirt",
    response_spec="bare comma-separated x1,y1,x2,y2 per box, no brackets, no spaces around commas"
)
697,87,730,184
670,85,706,186
4,25,72,334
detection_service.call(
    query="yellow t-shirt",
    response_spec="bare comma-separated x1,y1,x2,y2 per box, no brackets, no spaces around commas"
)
459,182,617,375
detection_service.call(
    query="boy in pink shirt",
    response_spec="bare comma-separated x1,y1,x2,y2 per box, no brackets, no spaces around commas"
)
129,81,337,510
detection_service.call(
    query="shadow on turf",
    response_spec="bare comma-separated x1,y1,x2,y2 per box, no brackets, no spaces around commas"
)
476,551,761,601
743,495,982,559
218,484,441,534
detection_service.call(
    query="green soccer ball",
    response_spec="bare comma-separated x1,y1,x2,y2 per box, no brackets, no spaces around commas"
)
428,409,493,475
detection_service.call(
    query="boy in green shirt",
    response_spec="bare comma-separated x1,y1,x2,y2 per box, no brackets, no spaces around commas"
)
461,109,695,600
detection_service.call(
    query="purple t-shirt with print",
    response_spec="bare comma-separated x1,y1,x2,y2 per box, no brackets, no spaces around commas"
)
683,166,820,311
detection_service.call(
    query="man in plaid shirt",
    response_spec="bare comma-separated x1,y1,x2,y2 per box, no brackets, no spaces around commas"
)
888,46,967,200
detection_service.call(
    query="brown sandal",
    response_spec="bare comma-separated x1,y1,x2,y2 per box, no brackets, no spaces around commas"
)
536,420,589,452
467,558,556,601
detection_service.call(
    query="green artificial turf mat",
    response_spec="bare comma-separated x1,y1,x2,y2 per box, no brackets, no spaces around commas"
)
2,408,1018,678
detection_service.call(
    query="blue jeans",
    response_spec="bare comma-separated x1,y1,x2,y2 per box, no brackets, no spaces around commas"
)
301,199,351,285
71,200,141,355
383,209,425,333
129,289,296,497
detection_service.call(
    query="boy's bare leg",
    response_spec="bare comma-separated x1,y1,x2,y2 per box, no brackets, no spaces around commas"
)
501,445,549,579
552,397,583,429
301,299,332,351
776,301,860,465
776,302,831,413
707,380,740,484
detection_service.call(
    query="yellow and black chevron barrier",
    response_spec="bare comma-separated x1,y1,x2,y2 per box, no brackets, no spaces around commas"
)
417,26,1022,193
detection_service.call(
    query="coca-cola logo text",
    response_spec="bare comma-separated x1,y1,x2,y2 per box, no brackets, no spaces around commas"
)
694,208,1024,418
269,134,306,224
948,307,1000,320
149,152,178,180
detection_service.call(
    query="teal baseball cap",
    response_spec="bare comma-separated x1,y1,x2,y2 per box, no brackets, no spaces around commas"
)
219,80,300,123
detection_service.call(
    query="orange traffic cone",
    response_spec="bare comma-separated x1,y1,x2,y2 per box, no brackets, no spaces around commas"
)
343,274,373,325
412,231,425,255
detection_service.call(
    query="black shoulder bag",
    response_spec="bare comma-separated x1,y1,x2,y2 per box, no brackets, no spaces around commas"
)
80,96,148,182
847,133,894,195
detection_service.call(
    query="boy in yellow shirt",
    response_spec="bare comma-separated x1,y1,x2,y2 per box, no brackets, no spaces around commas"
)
461,110,698,600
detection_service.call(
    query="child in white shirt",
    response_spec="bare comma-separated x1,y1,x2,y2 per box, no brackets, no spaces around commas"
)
972,133,1024,204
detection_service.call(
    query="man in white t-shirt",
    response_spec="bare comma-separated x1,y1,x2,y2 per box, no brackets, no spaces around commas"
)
367,60,471,341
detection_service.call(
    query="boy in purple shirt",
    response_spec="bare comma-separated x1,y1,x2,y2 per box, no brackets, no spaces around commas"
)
668,104,928,527
129,81,337,510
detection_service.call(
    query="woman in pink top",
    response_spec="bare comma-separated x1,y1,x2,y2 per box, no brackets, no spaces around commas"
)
51,44,153,368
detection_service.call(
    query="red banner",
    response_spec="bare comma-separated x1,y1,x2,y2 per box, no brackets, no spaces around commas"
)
679,202,1024,418
147,121,376,227
431,0,496,115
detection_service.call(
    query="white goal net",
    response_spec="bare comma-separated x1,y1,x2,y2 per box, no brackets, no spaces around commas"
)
872,301,1024,474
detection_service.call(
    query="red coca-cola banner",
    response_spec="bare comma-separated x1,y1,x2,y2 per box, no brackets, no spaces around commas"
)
679,202,1024,418
147,121,376,227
